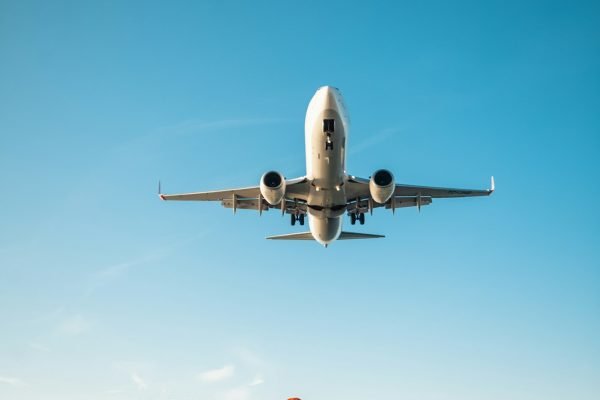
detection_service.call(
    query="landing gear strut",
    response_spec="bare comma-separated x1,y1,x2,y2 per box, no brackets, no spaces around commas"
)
291,213,305,226
350,212,365,225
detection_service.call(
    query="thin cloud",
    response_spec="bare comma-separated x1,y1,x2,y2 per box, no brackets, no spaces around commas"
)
0,376,25,386
105,389,125,394
88,257,148,292
87,235,207,297
28,342,50,352
222,377,263,400
131,372,147,390
222,386,250,400
154,117,289,139
235,348,265,368
95,261,134,280
86,259,156,298
198,365,235,383
57,315,91,336
26,306,65,325
115,117,289,155
249,376,264,386
348,127,401,156
85,262,136,297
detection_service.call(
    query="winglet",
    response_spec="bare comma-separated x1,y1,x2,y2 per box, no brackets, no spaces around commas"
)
158,180,165,201
489,176,495,194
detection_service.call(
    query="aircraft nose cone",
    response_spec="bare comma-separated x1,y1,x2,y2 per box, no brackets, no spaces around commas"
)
317,86,339,109
319,85,338,96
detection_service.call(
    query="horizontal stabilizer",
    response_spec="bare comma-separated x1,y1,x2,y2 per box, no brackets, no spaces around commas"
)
339,231,385,240
266,231,385,240
266,232,314,240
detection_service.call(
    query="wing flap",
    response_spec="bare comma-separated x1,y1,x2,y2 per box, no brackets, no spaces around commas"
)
384,196,432,209
347,196,433,213
221,198,269,211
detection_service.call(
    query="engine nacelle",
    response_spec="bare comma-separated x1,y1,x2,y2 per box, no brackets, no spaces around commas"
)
260,171,286,205
369,169,395,204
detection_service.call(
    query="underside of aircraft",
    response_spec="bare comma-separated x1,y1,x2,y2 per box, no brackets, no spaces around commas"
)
159,86,494,246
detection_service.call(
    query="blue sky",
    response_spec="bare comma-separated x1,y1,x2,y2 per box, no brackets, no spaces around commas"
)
1,1,599,399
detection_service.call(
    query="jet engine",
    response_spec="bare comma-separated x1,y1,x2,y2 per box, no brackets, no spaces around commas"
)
369,169,395,204
260,170,286,205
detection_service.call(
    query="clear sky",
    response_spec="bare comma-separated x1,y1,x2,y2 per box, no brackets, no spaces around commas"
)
1,1,599,399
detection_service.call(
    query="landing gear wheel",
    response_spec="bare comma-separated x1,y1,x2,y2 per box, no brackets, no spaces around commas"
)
350,213,356,225
299,214,305,226
359,213,365,225
291,213,296,226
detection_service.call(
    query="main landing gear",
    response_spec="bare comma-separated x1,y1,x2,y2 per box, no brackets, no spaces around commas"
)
291,213,305,226
350,212,365,225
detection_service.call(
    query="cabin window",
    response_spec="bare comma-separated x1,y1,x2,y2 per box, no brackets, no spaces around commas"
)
323,119,334,133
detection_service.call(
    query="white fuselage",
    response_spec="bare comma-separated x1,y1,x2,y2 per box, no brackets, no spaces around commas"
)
304,86,350,245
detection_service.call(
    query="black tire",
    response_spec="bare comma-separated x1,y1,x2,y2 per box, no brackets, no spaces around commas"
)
359,213,365,225
350,213,356,225
291,213,296,226
299,213,305,225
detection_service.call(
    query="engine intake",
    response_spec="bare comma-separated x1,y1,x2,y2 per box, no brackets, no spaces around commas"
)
369,169,395,204
260,171,286,205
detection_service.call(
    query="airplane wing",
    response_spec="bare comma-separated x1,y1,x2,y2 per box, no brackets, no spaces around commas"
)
346,176,494,199
159,185,260,201
393,176,495,198
158,177,310,212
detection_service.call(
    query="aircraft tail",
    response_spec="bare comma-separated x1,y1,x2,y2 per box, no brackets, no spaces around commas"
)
266,231,385,240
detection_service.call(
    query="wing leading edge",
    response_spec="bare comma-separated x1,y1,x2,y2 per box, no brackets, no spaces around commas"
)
158,176,310,204
159,185,261,201
394,176,495,197
346,176,495,199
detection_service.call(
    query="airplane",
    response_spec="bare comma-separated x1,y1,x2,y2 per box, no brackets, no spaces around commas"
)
159,86,494,246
